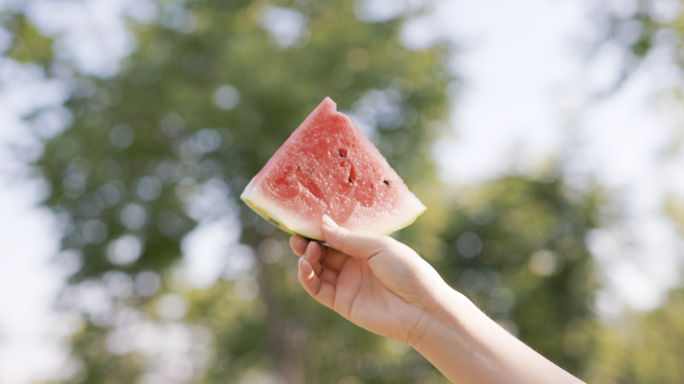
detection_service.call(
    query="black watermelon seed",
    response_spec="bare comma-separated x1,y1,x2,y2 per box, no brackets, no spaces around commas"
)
339,151,346,157
383,180,391,185
349,178,354,183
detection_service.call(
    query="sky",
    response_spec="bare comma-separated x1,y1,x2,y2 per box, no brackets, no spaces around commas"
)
426,0,684,317
1,0,684,382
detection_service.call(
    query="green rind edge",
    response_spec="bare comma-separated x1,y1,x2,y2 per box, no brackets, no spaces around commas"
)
241,196,320,241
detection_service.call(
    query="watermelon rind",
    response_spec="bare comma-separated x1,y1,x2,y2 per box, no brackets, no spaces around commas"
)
241,190,301,237
240,172,427,241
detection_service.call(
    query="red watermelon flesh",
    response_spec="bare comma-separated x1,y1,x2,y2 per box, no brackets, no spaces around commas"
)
240,97,426,240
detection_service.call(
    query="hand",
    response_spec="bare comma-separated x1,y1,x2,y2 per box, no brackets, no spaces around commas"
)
289,215,448,345
290,216,586,384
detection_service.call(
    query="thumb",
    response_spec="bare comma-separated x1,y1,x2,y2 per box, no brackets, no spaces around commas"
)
320,215,391,260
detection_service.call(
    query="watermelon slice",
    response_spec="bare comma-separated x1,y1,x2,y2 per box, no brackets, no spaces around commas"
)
240,97,426,240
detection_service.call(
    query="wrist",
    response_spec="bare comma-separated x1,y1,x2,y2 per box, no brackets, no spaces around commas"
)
404,283,586,384
406,283,471,350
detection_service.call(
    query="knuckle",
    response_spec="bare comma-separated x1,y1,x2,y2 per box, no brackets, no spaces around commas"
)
373,236,393,253
377,236,393,249
337,228,351,250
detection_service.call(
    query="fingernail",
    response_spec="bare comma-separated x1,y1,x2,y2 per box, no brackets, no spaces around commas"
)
303,241,313,257
322,214,338,228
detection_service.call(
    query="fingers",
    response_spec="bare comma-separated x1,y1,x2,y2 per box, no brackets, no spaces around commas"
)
290,235,309,257
301,241,340,284
319,268,339,285
290,235,349,272
321,215,390,260
298,242,336,309
319,247,349,272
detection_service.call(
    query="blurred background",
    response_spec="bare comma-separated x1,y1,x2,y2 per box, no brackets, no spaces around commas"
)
1,0,684,383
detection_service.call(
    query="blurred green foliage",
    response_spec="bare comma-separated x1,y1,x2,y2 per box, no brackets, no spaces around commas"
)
0,0,620,382
586,2,684,381
599,0,684,89
422,177,600,374
579,196,684,383
4,14,53,67
585,286,684,384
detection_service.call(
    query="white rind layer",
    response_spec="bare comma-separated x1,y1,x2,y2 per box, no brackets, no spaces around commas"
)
240,180,426,241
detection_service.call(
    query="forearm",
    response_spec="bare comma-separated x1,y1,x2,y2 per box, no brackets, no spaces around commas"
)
410,287,585,384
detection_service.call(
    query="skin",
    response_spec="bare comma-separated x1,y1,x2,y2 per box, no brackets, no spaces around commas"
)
290,215,586,384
